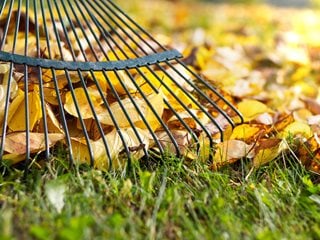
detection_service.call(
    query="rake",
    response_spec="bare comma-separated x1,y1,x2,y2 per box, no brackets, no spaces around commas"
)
0,0,242,170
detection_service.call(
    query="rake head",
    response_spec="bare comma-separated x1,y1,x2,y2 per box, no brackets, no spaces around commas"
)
0,0,242,170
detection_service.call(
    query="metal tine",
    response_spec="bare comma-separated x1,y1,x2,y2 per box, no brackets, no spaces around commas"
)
93,0,157,56
68,0,171,159
62,0,146,165
100,0,237,141
77,0,152,163
59,0,146,167
48,0,95,165
40,0,74,165
136,68,198,155
73,2,135,165
176,59,244,123
71,0,111,61
105,0,242,133
64,0,166,157
0,0,7,14
0,0,18,161
59,0,115,166
0,0,14,50
90,2,218,146
80,0,186,156
165,60,236,129
59,1,114,168
82,0,142,60
40,1,74,165
23,0,31,171
99,0,159,54
107,0,167,52
81,0,197,156
33,0,50,160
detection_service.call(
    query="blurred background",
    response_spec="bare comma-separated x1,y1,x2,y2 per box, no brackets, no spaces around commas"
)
200,0,310,7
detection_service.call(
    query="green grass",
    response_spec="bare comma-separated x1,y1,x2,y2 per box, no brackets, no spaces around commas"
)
0,152,320,240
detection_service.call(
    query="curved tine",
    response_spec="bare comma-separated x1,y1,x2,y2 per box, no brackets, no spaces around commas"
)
76,70,113,167
46,0,65,60
177,58,244,123
89,70,132,169
0,0,18,161
65,1,133,168
139,66,200,156
33,0,50,160
69,0,109,60
0,0,14,50
64,70,95,166
81,0,141,59
102,69,149,161
122,69,165,156
78,0,121,60
59,0,91,62
153,62,219,144
0,63,14,161
64,0,100,61
72,2,134,165
92,0,157,55
40,0,74,165
166,61,235,127
24,0,31,170
0,0,7,15
106,0,166,52
61,1,115,166
52,0,101,166
112,70,150,159
51,0,76,60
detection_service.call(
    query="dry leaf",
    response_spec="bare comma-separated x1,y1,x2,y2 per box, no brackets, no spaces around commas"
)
214,140,255,165
3,132,64,155
8,88,42,131
238,99,273,122
253,138,284,167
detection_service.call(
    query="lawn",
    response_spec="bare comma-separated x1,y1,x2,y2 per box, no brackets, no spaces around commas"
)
1,1,320,239
1,154,320,239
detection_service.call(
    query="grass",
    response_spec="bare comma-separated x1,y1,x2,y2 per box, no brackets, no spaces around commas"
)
0,151,320,239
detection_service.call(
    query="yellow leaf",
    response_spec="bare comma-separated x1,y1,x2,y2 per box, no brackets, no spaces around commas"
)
64,87,104,119
136,71,198,110
98,93,163,130
135,92,164,131
93,69,136,95
8,89,42,131
214,140,254,165
4,132,64,155
230,124,262,142
72,128,150,170
238,99,273,122
279,121,313,139
2,153,26,165
253,139,283,167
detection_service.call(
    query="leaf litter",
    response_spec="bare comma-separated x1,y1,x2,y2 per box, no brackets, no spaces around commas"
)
1,3,320,173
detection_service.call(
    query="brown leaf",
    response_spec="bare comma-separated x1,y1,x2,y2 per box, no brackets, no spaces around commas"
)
4,132,64,155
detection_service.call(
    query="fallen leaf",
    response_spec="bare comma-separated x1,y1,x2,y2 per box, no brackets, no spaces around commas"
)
3,132,64,155
238,99,273,122
253,138,284,167
214,140,255,165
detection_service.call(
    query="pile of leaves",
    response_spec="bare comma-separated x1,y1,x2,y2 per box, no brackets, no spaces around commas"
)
1,2,320,173
0,7,238,169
